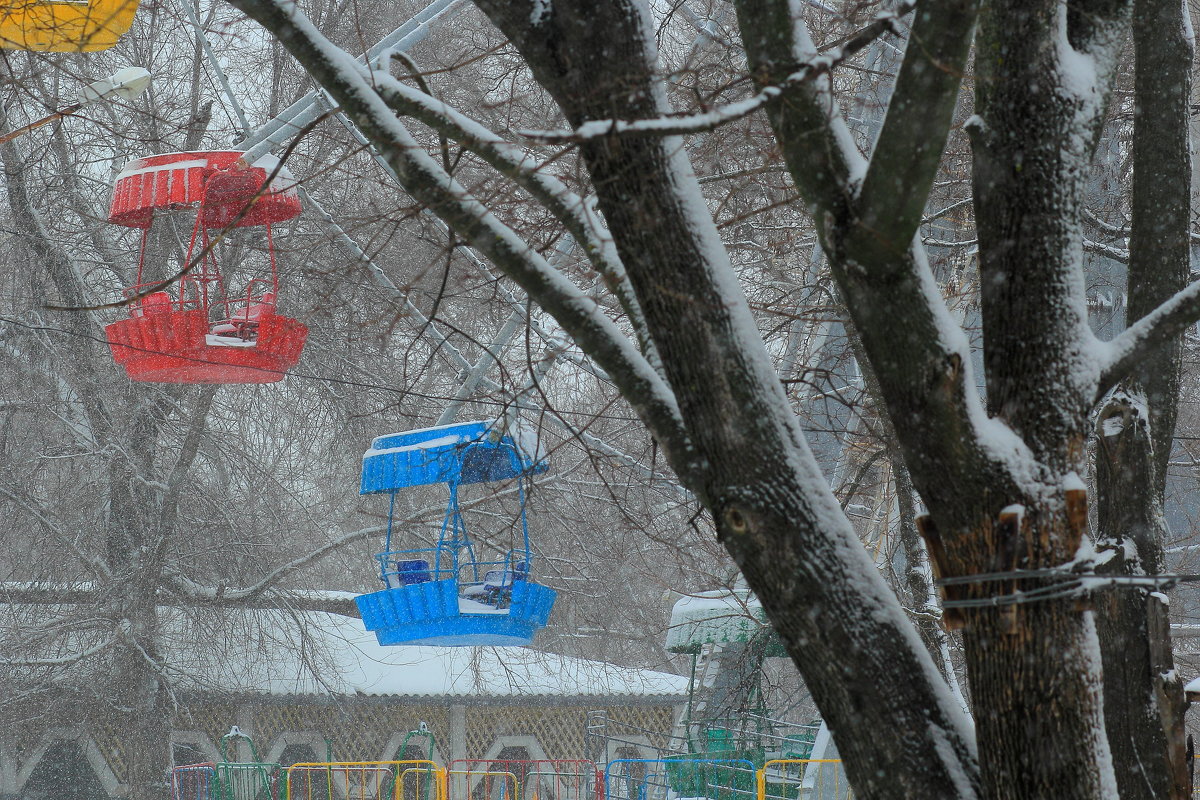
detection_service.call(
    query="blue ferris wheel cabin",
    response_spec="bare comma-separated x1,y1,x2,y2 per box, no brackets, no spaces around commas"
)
355,420,557,647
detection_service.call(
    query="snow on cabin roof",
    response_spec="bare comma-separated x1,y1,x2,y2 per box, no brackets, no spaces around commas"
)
166,609,689,700
665,589,784,655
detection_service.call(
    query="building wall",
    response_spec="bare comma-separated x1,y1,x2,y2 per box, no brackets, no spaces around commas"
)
0,697,681,798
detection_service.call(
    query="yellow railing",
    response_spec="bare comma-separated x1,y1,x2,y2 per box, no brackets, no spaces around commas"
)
757,759,853,800
285,760,446,800
280,756,855,800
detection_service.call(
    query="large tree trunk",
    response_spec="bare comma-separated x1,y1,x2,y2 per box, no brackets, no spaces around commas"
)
1092,0,1193,792
735,0,1132,792
961,0,1131,793
462,5,979,796
110,623,173,800
925,499,1116,800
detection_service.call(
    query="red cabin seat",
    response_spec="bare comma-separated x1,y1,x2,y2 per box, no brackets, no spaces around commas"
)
232,291,276,324
136,291,172,316
211,292,277,339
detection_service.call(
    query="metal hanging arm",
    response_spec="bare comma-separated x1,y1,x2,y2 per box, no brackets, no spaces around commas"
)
384,492,396,557
176,0,251,137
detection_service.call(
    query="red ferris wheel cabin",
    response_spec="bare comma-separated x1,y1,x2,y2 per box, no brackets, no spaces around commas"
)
104,151,308,384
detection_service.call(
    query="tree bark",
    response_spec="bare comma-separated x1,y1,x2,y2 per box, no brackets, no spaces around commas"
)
465,5,981,796
1092,0,1193,791
965,0,1125,783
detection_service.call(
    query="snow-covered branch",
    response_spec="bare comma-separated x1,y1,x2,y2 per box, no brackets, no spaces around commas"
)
1096,278,1200,399
517,1,914,143
160,522,390,606
1084,238,1129,262
228,0,690,460
0,580,363,618
0,635,115,667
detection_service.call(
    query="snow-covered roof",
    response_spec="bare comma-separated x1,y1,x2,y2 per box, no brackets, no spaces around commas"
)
665,590,783,655
168,610,689,700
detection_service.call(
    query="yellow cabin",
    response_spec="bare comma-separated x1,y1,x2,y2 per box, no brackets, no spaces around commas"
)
0,0,139,51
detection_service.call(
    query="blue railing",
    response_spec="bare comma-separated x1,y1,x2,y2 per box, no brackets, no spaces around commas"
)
375,548,532,594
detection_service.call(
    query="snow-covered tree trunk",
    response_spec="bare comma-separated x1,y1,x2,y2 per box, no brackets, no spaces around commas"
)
1093,0,1192,794
740,0,1144,794
961,1,1126,794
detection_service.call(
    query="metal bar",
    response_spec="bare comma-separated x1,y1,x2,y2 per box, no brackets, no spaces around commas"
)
233,0,466,163
177,0,252,136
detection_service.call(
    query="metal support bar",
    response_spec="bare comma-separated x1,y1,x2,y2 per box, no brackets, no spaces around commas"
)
233,0,466,162
177,0,252,137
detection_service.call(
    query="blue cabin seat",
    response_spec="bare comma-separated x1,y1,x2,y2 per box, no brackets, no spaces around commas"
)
385,558,432,588
397,559,431,586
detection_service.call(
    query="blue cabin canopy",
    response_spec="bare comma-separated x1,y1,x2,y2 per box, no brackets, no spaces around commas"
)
361,419,548,494
355,419,556,647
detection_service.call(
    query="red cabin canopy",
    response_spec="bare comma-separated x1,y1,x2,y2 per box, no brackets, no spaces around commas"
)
108,150,302,228
104,151,308,385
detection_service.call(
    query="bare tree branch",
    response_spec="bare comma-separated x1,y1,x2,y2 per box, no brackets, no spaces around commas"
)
226,0,690,462
854,0,979,255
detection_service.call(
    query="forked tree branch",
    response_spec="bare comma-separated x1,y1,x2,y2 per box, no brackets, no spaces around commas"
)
735,0,1020,505
227,0,690,463
0,635,116,667
853,0,980,254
